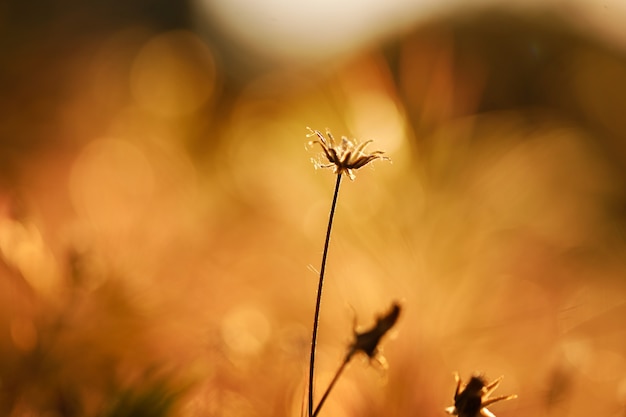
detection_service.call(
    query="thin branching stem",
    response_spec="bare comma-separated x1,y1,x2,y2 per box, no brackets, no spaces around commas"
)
312,350,354,417
308,173,342,417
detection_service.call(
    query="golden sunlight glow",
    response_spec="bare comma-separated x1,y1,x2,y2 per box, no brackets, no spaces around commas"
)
69,138,155,231
221,306,271,356
347,90,406,155
0,218,59,298
130,30,217,117
5,3,626,416
192,0,429,61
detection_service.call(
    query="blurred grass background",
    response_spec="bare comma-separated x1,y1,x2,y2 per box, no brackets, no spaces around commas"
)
2,0,626,416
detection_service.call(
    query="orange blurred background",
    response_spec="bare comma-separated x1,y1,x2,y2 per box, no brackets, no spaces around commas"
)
2,1,626,416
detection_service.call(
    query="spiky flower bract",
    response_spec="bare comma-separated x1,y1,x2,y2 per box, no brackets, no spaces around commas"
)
446,373,517,417
306,127,389,180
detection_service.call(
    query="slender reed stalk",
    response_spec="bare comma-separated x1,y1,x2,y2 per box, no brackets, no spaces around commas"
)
305,127,389,416
308,173,342,417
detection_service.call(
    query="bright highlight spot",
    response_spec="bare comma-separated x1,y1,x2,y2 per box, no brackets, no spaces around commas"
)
221,306,271,356
0,219,59,298
348,90,406,154
193,0,424,62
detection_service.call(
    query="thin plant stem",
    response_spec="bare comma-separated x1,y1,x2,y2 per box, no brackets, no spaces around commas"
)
312,350,354,417
308,173,343,417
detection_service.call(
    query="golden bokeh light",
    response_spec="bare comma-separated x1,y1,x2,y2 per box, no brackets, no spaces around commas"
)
130,30,218,118
3,3,626,417
69,138,155,232
221,306,272,357
0,217,60,298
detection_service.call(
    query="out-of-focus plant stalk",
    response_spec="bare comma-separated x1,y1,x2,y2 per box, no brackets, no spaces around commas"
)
312,301,401,416
312,350,351,417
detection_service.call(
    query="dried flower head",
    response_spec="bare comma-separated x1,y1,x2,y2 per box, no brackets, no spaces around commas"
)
306,127,389,180
349,302,401,360
445,373,517,417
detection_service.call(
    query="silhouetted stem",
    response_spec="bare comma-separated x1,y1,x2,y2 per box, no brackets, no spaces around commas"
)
308,173,342,417
312,350,354,417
